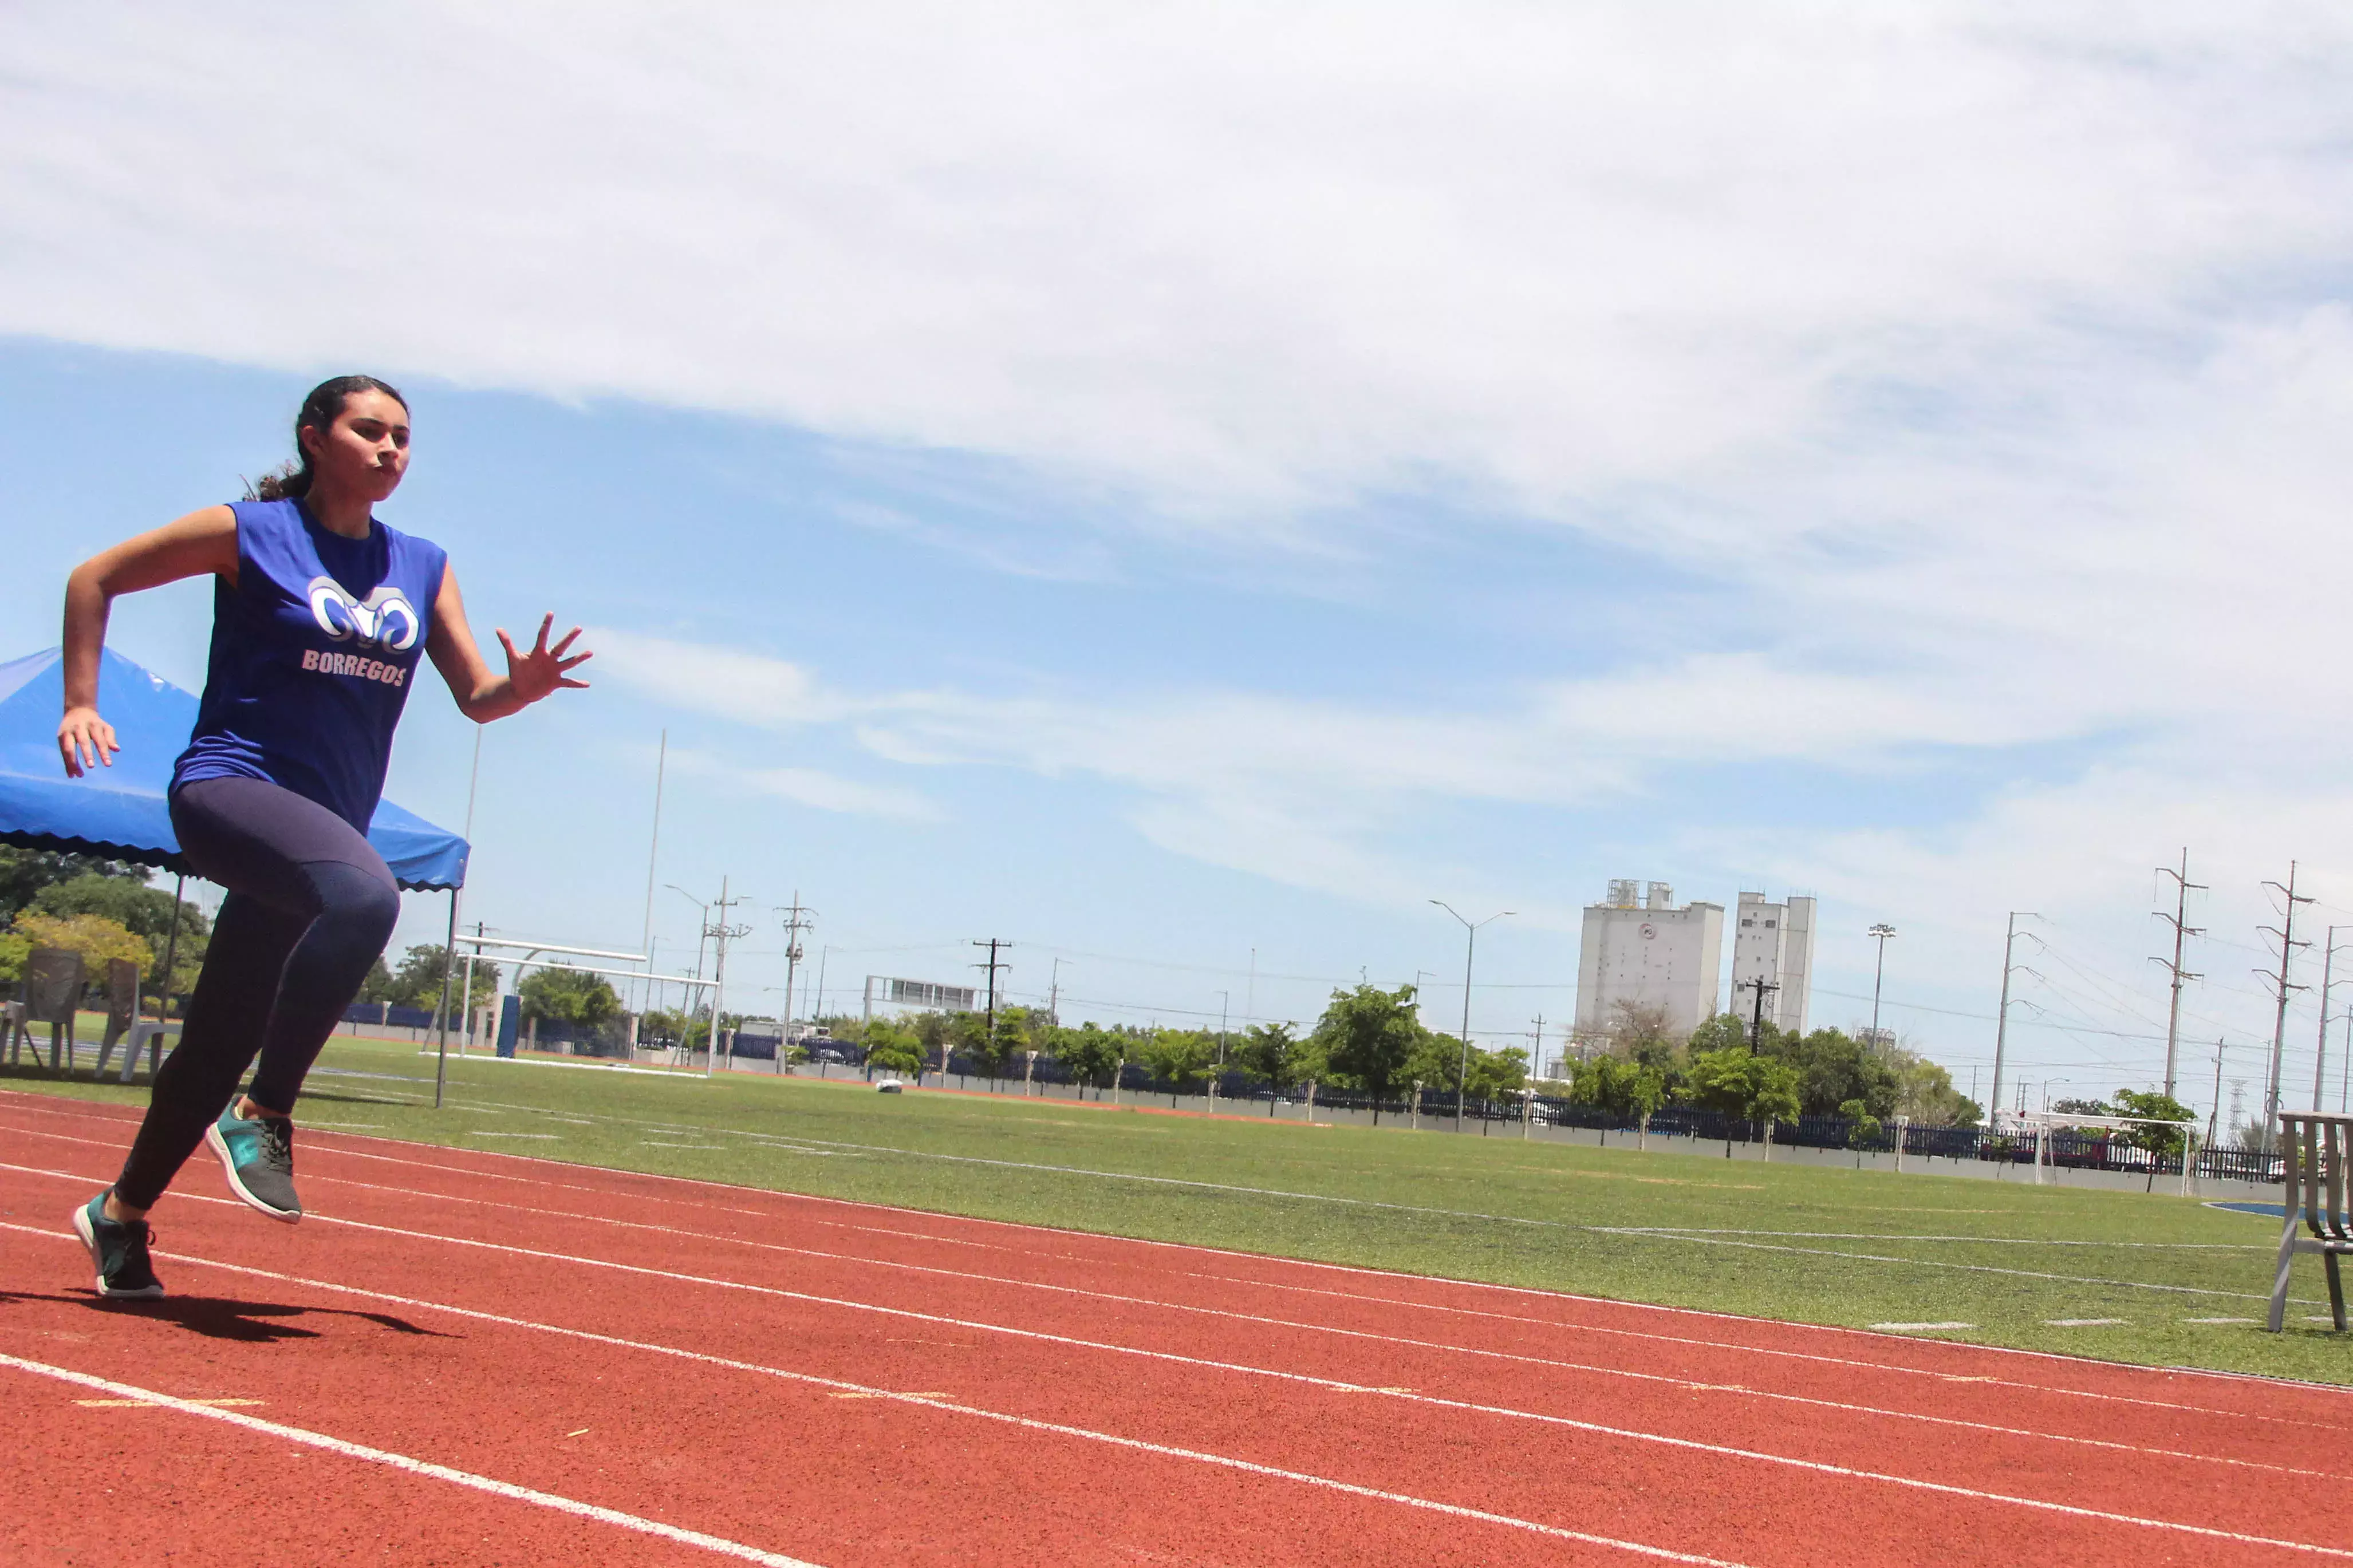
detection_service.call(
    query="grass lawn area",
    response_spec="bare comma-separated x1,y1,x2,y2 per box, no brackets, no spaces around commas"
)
9,1033,2347,1384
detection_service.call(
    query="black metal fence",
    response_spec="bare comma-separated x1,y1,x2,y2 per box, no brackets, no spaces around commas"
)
919,1053,2282,1181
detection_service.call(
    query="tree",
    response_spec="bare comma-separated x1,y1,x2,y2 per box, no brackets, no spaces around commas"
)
1839,1097,1883,1152
1761,1026,1899,1118
1047,1022,1126,1097
1568,1054,1667,1146
25,871,210,1003
377,945,501,1020
1463,1043,1530,1103
1607,999,1684,1068
7,911,151,990
862,1020,925,1079
0,848,144,924
1680,1045,1802,1156
1312,983,1425,1122
357,956,402,1005
1137,1027,1216,1105
517,963,621,1027
1231,1022,1320,1113
2109,1087,2194,1188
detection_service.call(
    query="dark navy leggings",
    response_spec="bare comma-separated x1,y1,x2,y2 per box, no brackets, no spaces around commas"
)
114,776,401,1210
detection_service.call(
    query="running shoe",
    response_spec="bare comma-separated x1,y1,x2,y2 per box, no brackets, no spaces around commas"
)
206,1104,302,1222
73,1191,164,1299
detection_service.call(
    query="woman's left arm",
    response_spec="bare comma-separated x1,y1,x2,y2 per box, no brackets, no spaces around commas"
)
424,561,592,724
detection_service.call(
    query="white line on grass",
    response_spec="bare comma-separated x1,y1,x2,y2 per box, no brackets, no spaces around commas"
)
0,1352,825,1567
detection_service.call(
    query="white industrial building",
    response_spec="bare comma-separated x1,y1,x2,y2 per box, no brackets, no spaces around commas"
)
1573,880,1725,1044
1728,890,1816,1037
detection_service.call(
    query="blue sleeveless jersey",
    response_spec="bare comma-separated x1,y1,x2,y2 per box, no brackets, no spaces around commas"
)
173,499,448,831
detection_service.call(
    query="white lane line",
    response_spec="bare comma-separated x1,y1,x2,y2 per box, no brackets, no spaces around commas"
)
2047,1320,2130,1328
2186,1318,2259,1325
5,1091,2328,1363
1615,1229,2267,1251
463,1132,559,1140
1874,1323,1977,1333
2,1132,2339,1443
1,1352,825,1567
8,1199,2340,1555
277,1166,2353,1480
0,1234,1751,1568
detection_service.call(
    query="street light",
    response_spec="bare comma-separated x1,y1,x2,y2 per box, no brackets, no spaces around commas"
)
1432,900,1514,1131
1867,923,1897,1054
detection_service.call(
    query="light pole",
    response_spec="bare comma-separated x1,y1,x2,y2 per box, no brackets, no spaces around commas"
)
1432,900,1513,1132
1866,923,1896,1054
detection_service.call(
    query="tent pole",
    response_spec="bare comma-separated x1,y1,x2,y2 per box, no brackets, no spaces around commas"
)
433,887,459,1110
156,875,185,1025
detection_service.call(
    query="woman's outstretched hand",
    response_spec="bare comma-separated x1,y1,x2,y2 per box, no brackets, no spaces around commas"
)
58,705,119,777
494,615,593,707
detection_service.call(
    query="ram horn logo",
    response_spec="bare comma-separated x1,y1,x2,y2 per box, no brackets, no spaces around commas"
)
308,578,421,653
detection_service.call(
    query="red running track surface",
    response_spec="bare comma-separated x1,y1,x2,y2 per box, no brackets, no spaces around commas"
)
3,1088,2350,1567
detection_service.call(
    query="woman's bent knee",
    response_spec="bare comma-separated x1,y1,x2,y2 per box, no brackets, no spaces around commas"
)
308,860,401,954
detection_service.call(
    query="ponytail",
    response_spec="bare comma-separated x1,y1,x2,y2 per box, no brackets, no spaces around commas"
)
246,374,408,501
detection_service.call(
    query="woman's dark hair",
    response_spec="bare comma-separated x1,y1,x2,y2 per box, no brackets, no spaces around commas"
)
248,374,409,501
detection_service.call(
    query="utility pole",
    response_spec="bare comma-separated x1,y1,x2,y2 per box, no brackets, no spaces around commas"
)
1049,958,1064,1026
1866,923,1896,1053
1740,975,1779,1049
1989,912,2038,1129
2206,1037,2226,1146
2257,862,2313,1148
2151,849,2205,1099
2316,927,2347,1114
638,729,665,1015
972,938,1011,1076
1532,1014,1545,1078
703,878,753,1077
1432,901,1513,1132
776,892,815,1045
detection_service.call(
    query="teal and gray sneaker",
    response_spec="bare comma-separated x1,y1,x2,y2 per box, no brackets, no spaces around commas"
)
206,1104,302,1222
73,1191,164,1299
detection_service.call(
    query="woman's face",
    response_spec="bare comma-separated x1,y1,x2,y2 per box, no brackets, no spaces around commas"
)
301,389,411,503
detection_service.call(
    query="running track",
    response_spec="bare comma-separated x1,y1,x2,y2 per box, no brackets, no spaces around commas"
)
4,1087,2350,1566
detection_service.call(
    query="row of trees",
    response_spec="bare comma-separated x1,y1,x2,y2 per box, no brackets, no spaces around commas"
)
357,944,505,1021
832,982,1532,1117
0,848,211,1004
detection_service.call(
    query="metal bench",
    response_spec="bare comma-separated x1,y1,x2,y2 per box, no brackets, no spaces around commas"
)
2268,1111,2351,1333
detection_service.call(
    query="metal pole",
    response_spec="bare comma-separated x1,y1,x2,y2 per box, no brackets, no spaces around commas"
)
2259,862,2311,1146
1990,913,2034,1128
2154,849,2204,1099
156,874,185,1028
433,888,459,1109
1432,900,1512,1132
1867,923,1895,1051
2316,930,2341,1113
640,729,665,1016
707,875,729,1078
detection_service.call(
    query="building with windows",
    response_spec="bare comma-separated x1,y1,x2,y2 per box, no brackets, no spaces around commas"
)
1727,891,1816,1037
1573,879,1725,1045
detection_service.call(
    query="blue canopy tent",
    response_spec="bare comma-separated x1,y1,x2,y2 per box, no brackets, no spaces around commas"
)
1,646,472,1100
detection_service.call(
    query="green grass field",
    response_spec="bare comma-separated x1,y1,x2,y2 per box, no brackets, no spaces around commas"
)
9,1034,2348,1383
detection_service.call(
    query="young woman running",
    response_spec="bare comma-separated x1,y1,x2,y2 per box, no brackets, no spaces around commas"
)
59,374,590,1298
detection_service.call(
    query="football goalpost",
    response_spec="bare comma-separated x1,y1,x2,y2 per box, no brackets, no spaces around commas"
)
2008,1109,2200,1195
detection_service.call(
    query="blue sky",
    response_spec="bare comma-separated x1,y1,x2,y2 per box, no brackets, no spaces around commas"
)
9,5,2353,1122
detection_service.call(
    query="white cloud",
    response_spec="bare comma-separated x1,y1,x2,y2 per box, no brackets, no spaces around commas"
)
661,745,939,823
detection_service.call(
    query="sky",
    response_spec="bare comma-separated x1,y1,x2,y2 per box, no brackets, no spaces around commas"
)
7,3,2353,1126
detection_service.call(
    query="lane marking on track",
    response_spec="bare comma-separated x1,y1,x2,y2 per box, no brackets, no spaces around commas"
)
1873,1323,1975,1333
4,1091,2328,1365
77,1396,263,1407
271,1167,2353,1474
3,1132,2342,1450
0,1352,826,1567
2,1219,2342,1562
8,1097,2346,1428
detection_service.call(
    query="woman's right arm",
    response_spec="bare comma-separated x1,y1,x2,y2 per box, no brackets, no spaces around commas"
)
58,505,239,777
